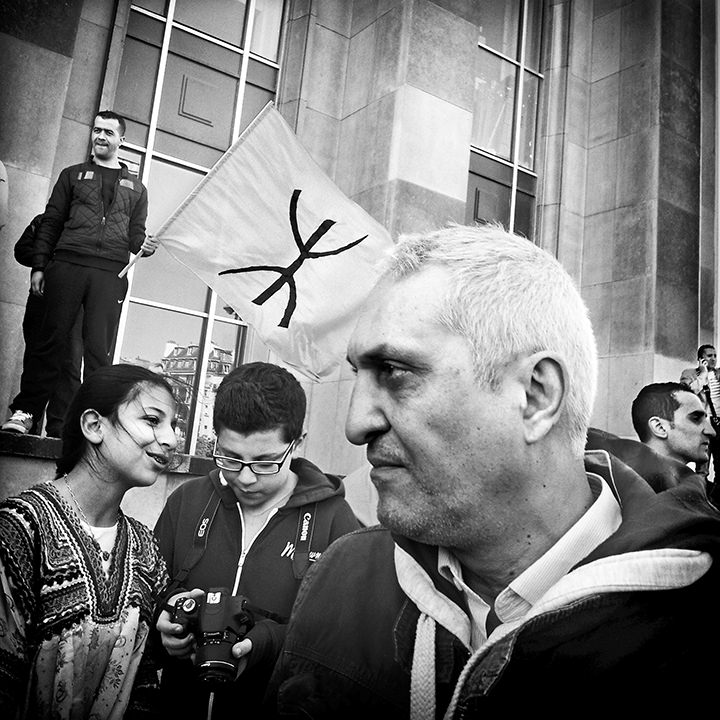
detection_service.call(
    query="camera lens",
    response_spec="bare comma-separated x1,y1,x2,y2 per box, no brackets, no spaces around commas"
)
197,660,237,685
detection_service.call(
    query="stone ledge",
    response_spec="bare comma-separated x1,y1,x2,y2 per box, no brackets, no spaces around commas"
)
0,430,215,474
0,431,61,459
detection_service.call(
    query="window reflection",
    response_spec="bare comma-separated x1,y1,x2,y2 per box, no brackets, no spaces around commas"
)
468,1,542,238
175,0,247,47
477,0,520,58
132,159,207,309
115,13,163,146
519,72,538,170
524,0,543,70
193,321,247,457
472,53,515,160
119,304,204,452
134,0,167,15
157,44,238,158
251,0,284,61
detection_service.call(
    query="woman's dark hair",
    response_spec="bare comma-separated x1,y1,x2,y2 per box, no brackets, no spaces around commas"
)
56,364,175,477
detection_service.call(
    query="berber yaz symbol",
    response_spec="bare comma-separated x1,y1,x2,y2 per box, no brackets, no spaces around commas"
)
218,189,368,328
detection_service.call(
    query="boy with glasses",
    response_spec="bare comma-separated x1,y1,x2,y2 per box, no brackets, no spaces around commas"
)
153,362,360,719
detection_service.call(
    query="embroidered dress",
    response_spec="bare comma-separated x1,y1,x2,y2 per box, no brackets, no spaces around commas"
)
0,481,168,719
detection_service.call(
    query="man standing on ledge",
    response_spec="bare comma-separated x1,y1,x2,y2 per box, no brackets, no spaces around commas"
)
2,110,158,436
267,223,720,717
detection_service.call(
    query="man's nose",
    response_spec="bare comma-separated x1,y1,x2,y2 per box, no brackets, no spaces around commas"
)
345,375,388,446
236,465,258,485
704,419,716,438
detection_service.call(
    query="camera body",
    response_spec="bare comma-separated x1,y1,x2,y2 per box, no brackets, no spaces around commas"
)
172,587,255,685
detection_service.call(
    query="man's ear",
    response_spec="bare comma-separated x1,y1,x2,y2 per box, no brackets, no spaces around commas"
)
293,432,307,454
80,409,104,445
520,352,567,445
647,416,669,440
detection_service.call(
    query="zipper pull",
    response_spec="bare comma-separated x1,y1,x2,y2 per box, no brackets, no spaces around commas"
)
101,216,106,226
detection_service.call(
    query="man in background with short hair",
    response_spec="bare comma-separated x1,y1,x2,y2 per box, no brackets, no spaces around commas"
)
632,381,715,469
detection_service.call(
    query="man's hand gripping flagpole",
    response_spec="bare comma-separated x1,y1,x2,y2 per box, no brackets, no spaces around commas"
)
118,234,160,278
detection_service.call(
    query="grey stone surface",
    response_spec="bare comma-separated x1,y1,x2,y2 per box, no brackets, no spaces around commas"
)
613,201,655,282
0,0,83,56
591,9,621,82
585,140,618,214
620,0,660,70
589,73,619,147
406,0,475,110
0,35,70,175
658,127,699,216
304,23,349,119
660,0,700,75
344,4,404,116
656,199,699,288
659,56,700,145
336,93,396,197
618,61,658,138
610,276,650,354
615,128,658,208
655,276,699,359
583,209,615,286
387,178,465,237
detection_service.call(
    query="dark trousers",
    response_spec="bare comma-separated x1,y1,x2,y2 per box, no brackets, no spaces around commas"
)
22,290,83,436
11,260,128,421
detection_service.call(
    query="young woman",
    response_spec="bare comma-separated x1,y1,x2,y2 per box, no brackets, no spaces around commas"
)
0,364,177,719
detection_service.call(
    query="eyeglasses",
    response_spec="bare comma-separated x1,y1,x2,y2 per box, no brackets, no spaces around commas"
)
212,439,295,474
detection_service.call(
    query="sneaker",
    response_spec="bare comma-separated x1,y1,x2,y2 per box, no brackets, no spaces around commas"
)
1,410,34,434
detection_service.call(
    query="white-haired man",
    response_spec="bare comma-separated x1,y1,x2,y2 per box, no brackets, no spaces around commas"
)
266,224,720,717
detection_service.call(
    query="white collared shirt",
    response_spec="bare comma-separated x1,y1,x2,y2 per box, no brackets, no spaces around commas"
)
438,472,622,650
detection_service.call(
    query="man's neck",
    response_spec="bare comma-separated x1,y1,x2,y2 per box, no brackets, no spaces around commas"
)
93,156,121,169
452,459,594,604
645,440,687,468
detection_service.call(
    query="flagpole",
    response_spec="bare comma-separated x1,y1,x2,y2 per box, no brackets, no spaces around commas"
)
118,252,141,278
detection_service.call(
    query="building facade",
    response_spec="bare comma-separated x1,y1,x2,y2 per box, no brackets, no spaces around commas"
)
0,0,716,477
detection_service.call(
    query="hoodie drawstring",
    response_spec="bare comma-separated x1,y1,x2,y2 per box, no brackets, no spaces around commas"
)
411,612,437,720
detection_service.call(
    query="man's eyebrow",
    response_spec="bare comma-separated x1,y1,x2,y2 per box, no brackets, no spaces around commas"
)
349,342,420,364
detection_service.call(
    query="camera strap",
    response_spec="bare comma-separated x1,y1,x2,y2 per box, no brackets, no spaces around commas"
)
291,502,318,579
167,490,222,594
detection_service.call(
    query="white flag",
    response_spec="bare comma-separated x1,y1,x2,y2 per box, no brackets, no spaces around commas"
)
155,102,394,380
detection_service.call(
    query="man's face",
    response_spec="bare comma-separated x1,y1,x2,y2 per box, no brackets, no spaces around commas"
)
91,116,123,162
214,426,297,510
345,266,525,549
664,391,716,465
700,346,717,370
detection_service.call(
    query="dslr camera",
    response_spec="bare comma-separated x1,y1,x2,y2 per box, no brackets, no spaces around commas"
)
172,587,255,685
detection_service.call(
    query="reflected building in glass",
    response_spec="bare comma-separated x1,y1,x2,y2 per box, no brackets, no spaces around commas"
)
1,0,716,474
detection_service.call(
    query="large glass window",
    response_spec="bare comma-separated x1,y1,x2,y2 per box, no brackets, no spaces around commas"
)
467,0,543,239
111,0,285,454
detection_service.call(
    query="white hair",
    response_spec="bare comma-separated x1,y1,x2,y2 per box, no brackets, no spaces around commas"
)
384,223,598,457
